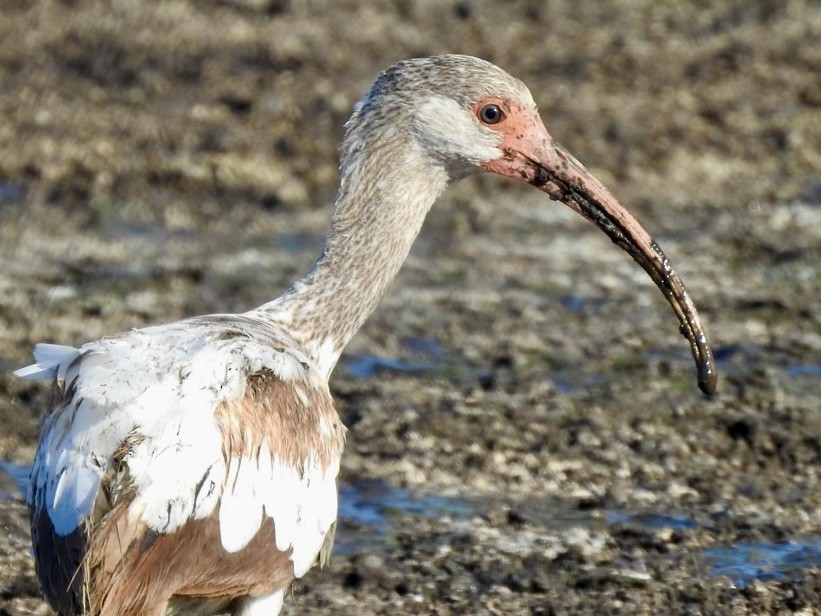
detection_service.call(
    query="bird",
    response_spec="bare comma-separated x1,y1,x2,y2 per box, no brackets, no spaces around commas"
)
16,55,717,616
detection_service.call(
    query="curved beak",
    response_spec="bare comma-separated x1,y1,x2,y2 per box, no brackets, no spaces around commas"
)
484,114,717,394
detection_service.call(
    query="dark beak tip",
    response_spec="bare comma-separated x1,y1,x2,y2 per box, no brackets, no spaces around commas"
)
698,371,718,396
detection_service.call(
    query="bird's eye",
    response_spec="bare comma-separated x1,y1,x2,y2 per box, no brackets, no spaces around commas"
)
479,104,503,125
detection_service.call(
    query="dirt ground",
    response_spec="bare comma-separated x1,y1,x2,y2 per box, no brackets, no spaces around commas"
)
1,0,820,614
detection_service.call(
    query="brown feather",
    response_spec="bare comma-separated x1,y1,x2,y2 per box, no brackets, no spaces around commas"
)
84,504,295,615
215,369,345,469
32,369,345,615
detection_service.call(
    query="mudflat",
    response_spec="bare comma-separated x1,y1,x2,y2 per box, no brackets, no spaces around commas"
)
0,1,819,614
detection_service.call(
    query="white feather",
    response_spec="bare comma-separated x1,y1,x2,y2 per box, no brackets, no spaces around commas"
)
238,590,285,616
413,96,501,167
192,461,223,520
50,463,102,535
216,448,339,576
24,315,334,550
219,456,264,552
15,343,80,381
266,457,301,553
291,459,339,577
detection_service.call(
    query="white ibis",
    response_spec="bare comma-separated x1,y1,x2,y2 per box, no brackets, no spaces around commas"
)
16,55,716,616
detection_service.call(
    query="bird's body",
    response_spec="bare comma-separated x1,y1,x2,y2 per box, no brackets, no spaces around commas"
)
24,316,341,615
17,55,716,615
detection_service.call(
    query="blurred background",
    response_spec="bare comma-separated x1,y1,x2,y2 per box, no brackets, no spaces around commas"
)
0,1,819,614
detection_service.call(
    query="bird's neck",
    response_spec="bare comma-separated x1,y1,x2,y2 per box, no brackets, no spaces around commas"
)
254,142,449,379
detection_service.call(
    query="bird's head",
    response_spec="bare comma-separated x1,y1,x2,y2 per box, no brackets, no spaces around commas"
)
343,55,716,394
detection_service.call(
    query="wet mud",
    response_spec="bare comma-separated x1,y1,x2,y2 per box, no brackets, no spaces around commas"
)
1,1,820,614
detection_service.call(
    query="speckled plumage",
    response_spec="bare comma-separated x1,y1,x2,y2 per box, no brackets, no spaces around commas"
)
259,55,537,377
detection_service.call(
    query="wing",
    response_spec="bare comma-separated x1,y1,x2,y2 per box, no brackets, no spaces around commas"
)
215,370,344,575
21,315,346,607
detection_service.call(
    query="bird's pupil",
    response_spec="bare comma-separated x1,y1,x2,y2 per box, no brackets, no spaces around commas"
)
481,104,501,124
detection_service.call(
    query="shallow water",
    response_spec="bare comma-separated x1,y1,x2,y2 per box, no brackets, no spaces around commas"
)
603,510,696,530
0,182,25,202
2,461,820,588
339,482,821,587
705,540,821,588
336,481,478,555
344,354,448,379
785,364,821,378
341,482,821,587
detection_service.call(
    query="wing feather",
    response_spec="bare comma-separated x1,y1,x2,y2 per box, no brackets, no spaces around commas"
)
24,314,345,601
215,371,345,575
219,456,264,552
14,343,80,381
